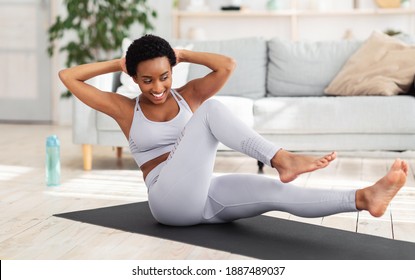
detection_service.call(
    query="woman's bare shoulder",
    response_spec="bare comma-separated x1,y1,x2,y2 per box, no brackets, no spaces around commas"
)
175,85,198,112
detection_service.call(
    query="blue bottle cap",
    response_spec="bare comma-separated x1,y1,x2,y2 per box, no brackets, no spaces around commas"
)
46,135,60,147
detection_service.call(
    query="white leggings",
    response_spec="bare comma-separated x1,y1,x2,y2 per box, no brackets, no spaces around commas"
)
146,99,357,226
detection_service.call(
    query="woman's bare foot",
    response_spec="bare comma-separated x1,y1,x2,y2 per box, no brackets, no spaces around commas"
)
272,149,337,183
356,159,408,217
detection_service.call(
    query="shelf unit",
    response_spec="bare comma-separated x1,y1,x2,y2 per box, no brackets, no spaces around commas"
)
172,4,415,41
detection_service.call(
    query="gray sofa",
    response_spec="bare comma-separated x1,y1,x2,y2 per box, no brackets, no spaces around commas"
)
73,36,415,170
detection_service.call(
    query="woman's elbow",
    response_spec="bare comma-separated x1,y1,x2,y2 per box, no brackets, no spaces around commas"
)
58,69,70,84
226,57,237,73
58,69,76,97
220,57,236,78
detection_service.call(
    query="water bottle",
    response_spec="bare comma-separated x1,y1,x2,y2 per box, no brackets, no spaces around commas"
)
46,135,60,186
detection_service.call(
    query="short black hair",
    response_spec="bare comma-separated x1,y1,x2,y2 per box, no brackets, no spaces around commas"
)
125,34,176,77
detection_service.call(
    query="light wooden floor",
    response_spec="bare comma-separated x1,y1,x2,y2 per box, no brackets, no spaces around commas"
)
1,123,415,260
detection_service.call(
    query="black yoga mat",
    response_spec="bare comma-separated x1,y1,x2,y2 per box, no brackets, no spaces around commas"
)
55,201,415,260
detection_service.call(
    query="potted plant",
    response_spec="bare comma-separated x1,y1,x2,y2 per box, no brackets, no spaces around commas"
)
48,0,157,98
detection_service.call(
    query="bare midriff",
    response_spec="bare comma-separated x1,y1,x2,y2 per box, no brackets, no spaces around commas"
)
140,152,170,181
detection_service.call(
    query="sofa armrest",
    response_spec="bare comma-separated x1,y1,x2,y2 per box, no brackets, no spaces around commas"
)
72,73,117,145
72,97,98,145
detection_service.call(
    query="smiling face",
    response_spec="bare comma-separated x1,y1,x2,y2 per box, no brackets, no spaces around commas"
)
133,56,173,105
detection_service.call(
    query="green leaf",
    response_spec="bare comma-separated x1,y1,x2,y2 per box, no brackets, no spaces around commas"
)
61,90,72,98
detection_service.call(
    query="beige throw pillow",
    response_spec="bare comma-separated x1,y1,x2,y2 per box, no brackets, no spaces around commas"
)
324,31,415,96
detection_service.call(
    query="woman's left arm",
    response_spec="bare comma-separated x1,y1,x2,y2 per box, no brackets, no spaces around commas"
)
175,49,236,108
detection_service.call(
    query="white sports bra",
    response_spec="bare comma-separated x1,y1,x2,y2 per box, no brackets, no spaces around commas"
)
128,89,193,167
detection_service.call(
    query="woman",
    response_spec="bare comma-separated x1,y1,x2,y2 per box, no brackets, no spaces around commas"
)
59,34,407,226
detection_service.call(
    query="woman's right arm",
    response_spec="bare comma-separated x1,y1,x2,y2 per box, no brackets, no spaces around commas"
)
59,59,130,121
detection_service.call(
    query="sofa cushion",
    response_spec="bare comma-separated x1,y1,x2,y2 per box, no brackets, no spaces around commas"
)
212,95,254,128
324,31,415,96
253,96,415,134
185,37,267,99
267,38,361,97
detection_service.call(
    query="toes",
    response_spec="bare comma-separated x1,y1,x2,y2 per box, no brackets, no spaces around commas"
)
318,158,328,165
401,161,408,175
325,152,336,162
391,159,402,171
320,160,329,168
